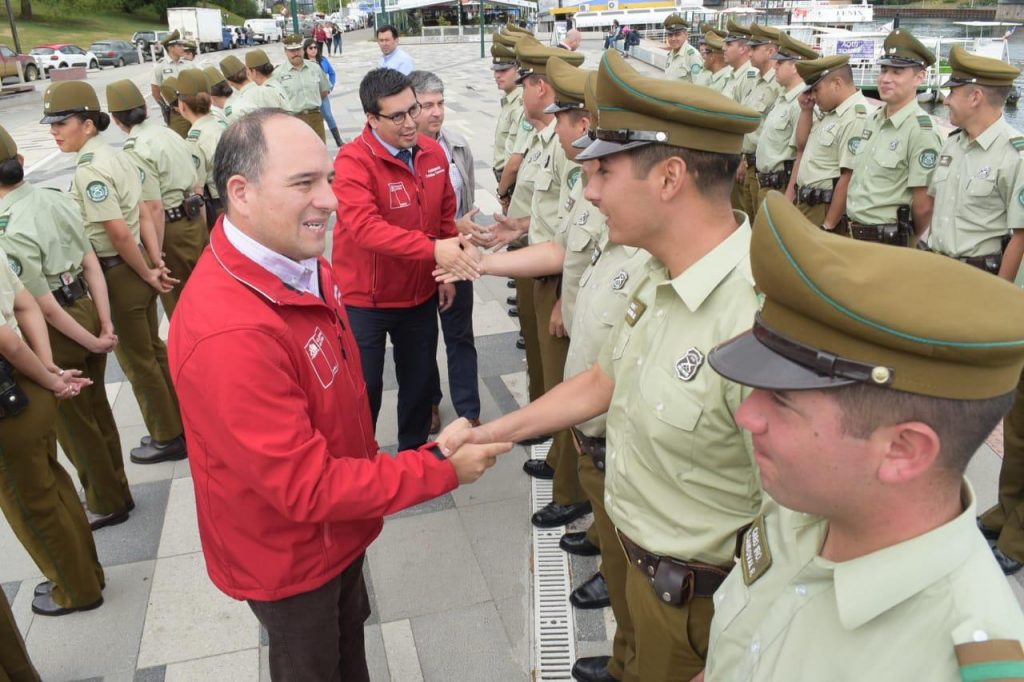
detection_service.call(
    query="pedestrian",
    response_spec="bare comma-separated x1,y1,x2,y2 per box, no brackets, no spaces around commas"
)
333,21,343,55
314,21,327,56
604,20,621,50
323,21,334,56
42,81,185,465
270,35,331,142
331,68,480,450
303,38,344,146
559,29,582,51
175,69,225,228
168,109,510,681
662,15,701,83
698,191,1024,680
409,70,481,433
0,123,132,532
846,30,942,246
151,30,189,138
106,79,207,319
377,25,415,75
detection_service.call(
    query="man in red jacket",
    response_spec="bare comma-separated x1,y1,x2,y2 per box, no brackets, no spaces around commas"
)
332,68,481,450
168,110,509,681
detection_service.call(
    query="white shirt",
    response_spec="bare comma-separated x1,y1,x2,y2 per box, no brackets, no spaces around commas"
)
223,216,320,298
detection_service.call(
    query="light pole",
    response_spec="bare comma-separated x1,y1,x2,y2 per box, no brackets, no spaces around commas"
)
3,0,21,55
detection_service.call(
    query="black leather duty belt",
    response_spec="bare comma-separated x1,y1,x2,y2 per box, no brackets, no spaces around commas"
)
757,162,793,190
849,222,911,247
572,428,606,471
924,247,1003,275
52,275,88,307
742,153,757,168
795,185,834,207
617,531,731,606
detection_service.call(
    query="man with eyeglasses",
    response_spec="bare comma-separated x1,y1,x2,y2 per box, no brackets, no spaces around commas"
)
332,69,481,451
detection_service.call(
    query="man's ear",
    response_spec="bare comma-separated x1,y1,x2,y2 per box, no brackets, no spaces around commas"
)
873,421,942,485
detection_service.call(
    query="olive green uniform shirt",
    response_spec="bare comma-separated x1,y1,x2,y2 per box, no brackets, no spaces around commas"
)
796,92,873,190
509,107,534,158
508,127,540,219
528,119,568,245
269,59,329,113
597,220,761,562
210,105,228,128
740,69,782,156
664,43,703,83
554,173,606,331
705,484,1024,682
706,66,735,95
725,61,759,103
152,56,184,87
565,233,649,438
846,102,942,225
0,252,24,337
224,81,288,124
187,114,225,199
0,183,90,298
70,136,143,258
123,117,198,206
494,87,524,174
928,117,1024,258
756,83,804,173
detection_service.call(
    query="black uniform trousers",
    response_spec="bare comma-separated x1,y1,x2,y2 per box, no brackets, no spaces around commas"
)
429,280,480,420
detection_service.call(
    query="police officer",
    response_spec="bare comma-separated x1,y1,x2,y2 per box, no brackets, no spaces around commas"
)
792,55,873,230
203,65,232,127
106,79,206,319
696,31,734,94
151,30,189,138
662,15,702,84
41,81,186,466
441,51,762,682
496,29,538,211
491,39,521,184
222,51,287,125
733,24,783,217
754,33,817,209
175,69,225,228
700,191,1024,681
271,34,331,141
845,30,942,247
721,20,760,103
0,124,133,531
0,246,103,617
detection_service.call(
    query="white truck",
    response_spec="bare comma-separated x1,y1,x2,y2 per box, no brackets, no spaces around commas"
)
244,18,283,44
167,7,224,53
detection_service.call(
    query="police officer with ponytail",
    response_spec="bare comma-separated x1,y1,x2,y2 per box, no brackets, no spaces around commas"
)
175,69,225,228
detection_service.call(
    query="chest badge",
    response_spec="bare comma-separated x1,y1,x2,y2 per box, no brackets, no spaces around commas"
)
939,154,952,167
564,198,575,213
305,326,340,389
674,348,704,381
388,182,411,209
624,297,646,326
611,269,629,291
740,514,773,586
576,209,590,225
888,139,900,152
978,166,992,179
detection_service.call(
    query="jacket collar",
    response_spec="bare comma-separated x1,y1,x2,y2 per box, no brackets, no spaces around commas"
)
359,124,426,175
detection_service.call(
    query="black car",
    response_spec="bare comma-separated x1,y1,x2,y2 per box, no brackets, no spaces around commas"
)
90,40,141,68
130,30,168,60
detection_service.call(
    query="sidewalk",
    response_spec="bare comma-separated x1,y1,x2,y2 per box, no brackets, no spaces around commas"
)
0,35,1021,682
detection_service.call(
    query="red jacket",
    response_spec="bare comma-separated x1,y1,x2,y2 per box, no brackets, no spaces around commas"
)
331,125,457,308
168,221,458,602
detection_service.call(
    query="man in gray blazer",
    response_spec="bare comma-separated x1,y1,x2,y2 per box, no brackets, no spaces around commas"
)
410,70,482,432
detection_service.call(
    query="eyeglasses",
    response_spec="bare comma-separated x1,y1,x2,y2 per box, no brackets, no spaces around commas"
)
376,102,422,125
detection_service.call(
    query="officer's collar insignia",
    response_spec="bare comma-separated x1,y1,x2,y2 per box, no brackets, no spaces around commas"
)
611,269,629,291
576,209,590,225
564,197,576,213
939,155,952,167
624,297,647,326
740,514,773,585
674,347,704,381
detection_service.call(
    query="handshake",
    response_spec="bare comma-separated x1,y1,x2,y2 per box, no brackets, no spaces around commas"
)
431,209,531,284
434,418,512,484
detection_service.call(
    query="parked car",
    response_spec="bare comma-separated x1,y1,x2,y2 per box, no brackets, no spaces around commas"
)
30,44,100,75
0,43,40,83
131,30,168,60
89,39,141,68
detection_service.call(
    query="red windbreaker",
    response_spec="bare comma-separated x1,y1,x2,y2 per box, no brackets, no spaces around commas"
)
168,221,458,602
331,125,457,308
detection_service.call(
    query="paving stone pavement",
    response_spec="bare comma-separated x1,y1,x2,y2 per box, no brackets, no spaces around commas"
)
1,32,1023,682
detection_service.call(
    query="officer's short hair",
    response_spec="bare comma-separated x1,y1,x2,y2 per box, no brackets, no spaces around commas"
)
831,383,1015,478
214,108,288,209
359,68,412,115
627,144,740,200
409,70,444,97
965,83,1013,107
0,157,24,187
377,24,399,40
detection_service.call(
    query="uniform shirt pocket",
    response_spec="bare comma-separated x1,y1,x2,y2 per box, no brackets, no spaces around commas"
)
533,169,553,192
641,372,703,473
567,226,595,253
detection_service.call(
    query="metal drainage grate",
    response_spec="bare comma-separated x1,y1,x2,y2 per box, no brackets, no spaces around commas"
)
531,440,576,681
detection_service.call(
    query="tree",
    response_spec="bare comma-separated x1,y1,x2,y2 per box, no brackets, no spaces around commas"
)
315,0,330,12
19,0,31,20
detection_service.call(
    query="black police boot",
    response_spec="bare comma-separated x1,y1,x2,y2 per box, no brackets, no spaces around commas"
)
31,592,103,617
515,334,526,350
34,581,52,597
993,547,1024,575
130,435,187,464
523,459,555,479
560,530,600,556
571,572,611,609
532,500,592,528
572,656,617,682
84,506,130,531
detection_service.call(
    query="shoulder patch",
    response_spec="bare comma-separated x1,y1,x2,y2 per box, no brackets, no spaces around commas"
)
919,149,939,169
86,181,109,203
521,119,533,132
567,166,582,190
916,114,933,129
740,514,773,585
1011,137,1024,152
6,255,21,277
691,63,702,75
955,640,1024,682
187,129,201,140
77,152,94,166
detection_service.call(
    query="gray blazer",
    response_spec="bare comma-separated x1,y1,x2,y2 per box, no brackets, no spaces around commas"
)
439,128,475,219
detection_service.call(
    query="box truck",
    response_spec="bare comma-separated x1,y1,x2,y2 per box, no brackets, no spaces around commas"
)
168,7,224,53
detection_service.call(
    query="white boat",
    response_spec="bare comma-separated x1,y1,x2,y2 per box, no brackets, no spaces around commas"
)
752,0,872,29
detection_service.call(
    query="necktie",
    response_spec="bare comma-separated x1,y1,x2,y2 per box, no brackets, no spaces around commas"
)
397,148,414,173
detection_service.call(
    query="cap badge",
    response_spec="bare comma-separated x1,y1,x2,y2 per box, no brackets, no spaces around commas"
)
611,269,629,291
675,348,705,381
870,366,893,385
654,131,668,142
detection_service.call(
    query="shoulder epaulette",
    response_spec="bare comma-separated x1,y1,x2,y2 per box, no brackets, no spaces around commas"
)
854,103,867,117
747,70,756,78
916,115,933,129
955,640,1024,682
1011,136,1024,152
122,138,135,151
77,152,94,166
187,129,201,140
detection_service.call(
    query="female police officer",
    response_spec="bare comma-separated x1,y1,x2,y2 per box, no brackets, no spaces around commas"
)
0,243,103,616
174,69,225,229
106,79,207,318
42,81,186,466
0,123,133,530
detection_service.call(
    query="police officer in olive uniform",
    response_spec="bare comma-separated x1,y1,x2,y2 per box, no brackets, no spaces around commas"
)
0,124,133,531
491,40,521,184
271,35,331,141
701,191,1024,682
792,55,873,230
696,32,734,94
0,246,104,617
175,69,225,228
151,30,190,138
662,15,702,84
733,24,783,218
846,30,942,247
496,30,538,209
722,20,760,103
223,50,287,125
41,81,186,466
202,65,232,128
106,79,206,319
441,51,762,682
754,33,817,209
